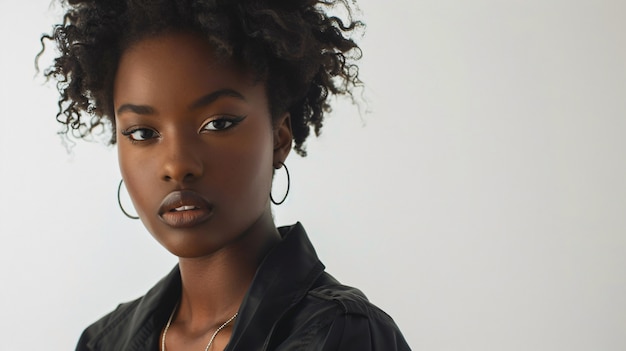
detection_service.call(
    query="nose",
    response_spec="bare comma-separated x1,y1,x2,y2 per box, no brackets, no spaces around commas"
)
160,135,204,184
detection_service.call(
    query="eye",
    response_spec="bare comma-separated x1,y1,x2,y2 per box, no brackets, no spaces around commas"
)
202,115,246,132
121,127,159,142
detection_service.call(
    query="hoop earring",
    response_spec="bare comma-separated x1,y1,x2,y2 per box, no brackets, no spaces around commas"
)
270,162,290,205
117,179,139,220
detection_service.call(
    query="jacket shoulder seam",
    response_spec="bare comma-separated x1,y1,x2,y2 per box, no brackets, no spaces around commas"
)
307,286,378,318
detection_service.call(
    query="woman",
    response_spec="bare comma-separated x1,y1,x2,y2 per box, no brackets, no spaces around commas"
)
40,0,410,349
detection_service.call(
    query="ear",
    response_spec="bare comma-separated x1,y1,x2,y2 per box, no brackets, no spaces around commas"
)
273,112,292,166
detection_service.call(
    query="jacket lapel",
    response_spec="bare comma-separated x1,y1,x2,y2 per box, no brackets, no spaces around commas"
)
122,266,181,351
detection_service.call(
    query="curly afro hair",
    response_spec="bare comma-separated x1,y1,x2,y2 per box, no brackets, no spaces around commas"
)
38,0,363,156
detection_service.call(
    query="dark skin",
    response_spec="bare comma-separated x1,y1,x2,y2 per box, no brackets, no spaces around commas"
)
114,32,293,350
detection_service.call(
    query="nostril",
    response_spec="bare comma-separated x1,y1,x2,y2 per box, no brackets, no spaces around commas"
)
162,172,198,183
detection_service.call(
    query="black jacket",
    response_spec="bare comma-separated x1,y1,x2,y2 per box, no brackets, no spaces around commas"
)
76,223,411,350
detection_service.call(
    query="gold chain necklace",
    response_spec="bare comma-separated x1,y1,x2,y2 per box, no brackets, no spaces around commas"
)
161,302,238,351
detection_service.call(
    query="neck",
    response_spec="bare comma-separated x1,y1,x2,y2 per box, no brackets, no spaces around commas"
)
175,210,281,330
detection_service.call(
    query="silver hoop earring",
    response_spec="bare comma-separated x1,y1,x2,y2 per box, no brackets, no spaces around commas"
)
117,179,139,220
270,162,290,205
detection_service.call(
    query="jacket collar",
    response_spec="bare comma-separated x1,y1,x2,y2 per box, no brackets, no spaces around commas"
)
227,222,326,350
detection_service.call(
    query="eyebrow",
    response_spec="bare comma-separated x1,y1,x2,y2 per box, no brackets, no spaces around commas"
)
116,104,155,116
189,89,246,110
116,89,246,116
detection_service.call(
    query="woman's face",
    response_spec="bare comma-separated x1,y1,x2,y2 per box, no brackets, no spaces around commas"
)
113,32,291,258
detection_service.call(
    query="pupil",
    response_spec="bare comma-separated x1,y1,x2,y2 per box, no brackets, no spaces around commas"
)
213,120,226,129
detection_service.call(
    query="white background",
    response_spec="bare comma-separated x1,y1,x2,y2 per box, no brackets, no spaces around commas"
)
1,0,625,350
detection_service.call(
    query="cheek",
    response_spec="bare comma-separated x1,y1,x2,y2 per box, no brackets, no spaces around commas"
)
117,143,158,217
215,130,274,208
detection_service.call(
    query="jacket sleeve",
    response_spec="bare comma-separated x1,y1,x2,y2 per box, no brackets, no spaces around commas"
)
321,312,411,351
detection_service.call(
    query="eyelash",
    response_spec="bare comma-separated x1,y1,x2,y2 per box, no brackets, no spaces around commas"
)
120,127,159,143
201,115,246,132
120,115,246,144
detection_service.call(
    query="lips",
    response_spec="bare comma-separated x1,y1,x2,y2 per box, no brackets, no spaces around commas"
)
158,190,213,228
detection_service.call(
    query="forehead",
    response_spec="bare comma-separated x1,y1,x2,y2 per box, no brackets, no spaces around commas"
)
113,32,258,107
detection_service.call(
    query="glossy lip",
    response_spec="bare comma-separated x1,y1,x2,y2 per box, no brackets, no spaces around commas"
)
158,190,213,228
